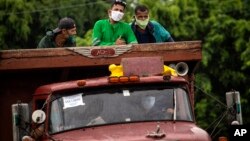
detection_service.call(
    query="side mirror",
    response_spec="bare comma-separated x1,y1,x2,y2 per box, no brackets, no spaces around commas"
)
226,91,243,125
32,110,46,124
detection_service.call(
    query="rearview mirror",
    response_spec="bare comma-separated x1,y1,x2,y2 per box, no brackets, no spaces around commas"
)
32,110,46,124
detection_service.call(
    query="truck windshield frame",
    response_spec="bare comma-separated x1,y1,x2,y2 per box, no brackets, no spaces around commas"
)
48,83,194,134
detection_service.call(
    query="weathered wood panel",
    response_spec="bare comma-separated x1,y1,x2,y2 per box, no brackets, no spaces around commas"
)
0,41,201,70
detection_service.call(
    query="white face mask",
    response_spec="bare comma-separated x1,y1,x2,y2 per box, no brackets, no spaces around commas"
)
142,96,155,111
135,17,149,29
110,10,124,21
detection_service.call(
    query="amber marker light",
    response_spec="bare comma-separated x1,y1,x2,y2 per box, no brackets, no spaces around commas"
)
129,75,140,82
119,76,129,82
218,137,228,141
77,80,86,87
108,77,119,83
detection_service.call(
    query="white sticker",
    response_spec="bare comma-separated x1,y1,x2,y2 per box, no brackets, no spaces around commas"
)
123,90,130,96
63,94,85,109
125,118,131,122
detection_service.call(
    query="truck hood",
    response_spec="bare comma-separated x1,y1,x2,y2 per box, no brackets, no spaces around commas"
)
50,121,211,141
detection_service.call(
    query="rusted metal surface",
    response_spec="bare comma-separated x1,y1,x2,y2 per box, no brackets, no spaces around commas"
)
0,41,202,71
50,121,211,141
122,56,163,76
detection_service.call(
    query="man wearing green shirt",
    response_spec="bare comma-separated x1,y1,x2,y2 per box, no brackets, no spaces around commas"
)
92,0,138,46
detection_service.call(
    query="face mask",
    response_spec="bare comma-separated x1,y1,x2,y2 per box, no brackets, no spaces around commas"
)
135,17,149,30
110,10,124,21
67,35,75,43
142,96,155,111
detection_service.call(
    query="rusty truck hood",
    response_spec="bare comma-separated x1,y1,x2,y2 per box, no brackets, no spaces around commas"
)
50,121,211,141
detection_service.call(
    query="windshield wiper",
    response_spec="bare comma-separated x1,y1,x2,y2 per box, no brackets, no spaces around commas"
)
173,89,177,121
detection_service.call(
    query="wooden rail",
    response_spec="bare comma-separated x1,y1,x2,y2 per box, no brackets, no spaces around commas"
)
0,41,202,71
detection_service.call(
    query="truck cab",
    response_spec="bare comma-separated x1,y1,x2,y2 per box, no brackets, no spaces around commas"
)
9,41,211,141
32,76,210,141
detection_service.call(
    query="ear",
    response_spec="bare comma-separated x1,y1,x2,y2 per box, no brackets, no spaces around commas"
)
61,29,67,34
108,9,111,15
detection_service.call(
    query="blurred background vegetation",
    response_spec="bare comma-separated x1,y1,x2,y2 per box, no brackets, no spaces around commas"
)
0,0,249,140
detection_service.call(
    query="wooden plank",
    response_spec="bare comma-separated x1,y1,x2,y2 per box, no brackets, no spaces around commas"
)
0,41,202,71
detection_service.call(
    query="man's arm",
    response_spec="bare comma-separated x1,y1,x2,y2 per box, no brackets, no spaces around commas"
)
152,21,174,42
92,20,117,46
92,20,103,46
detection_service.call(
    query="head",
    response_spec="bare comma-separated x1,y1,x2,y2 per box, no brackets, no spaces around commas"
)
53,17,77,39
108,0,127,23
134,5,150,29
141,96,155,111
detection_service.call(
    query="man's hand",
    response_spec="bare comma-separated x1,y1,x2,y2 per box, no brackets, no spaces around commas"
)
115,36,126,45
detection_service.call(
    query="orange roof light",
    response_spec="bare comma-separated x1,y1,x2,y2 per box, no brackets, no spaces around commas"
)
108,75,140,83
129,75,140,82
119,76,129,82
108,77,120,83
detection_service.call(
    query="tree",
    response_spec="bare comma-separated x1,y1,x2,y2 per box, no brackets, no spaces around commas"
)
0,0,110,49
0,0,35,49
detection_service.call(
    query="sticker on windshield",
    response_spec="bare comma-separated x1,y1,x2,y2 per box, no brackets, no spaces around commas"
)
125,118,131,122
123,90,130,96
63,94,85,109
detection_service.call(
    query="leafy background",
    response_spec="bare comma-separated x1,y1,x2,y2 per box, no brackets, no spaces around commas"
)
1,0,249,140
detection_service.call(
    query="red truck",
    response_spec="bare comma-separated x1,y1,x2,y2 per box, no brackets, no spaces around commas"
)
6,41,211,141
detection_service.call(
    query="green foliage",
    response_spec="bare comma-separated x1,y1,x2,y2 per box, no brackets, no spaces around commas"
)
76,29,92,46
0,0,34,49
0,0,110,49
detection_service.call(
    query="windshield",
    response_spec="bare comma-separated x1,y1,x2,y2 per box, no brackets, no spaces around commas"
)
49,84,193,134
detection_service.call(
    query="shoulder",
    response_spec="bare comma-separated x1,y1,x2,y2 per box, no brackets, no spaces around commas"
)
129,21,135,25
150,20,169,32
129,21,136,27
37,32,55,48
37,36,49,48
40,33,53,43
150,20,162,26
94,19,109,25
45,30,54,36
118,21,131,28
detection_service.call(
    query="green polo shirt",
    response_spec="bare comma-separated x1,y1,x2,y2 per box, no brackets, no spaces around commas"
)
92,19,138,46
